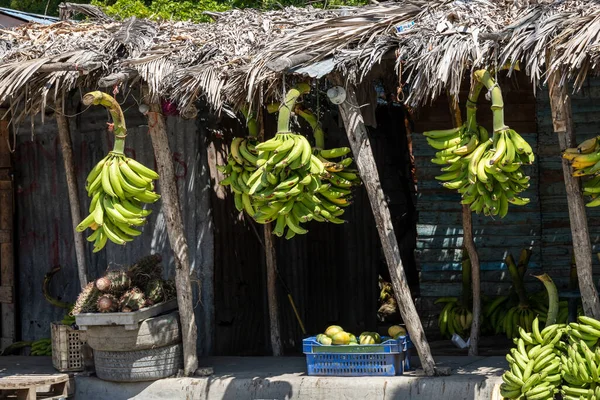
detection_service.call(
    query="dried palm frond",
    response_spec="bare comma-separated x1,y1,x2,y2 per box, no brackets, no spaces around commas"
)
0,0,599,123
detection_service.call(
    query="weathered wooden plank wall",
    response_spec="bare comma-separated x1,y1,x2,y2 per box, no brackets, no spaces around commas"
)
414,75,600,336
537,77,600,284
13,95,214,354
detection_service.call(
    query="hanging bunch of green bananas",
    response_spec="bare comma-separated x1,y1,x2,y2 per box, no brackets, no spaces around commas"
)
31,338,52,356
294,106,361,218
76,92,160,252
217,106,261,198
562,136,600,207
424,69,534,218
501,317,565,399
219,83,360,238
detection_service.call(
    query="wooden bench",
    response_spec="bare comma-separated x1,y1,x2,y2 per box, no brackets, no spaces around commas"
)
0,373,70,400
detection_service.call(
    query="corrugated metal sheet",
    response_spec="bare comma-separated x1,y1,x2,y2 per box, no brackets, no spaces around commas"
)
0,7,59,25
14,97,214,354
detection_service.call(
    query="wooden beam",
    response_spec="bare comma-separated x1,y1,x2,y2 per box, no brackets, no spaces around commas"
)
145,104,198,376
98,70,138,88
264,223,282,356
37,61,102,73
548,72,600,319
55,103,88,289
266,54,316,72
330,75,437,376
447,94,480,356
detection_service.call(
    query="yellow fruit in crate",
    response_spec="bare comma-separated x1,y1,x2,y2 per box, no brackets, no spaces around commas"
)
359,335,375,345
331,331,351,345
371,332,382,344
348,333,357,344
325,325,343,338
316,334,332,345
388,325,407,338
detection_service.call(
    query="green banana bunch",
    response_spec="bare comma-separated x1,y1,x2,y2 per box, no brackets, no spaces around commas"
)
76,92,160,252
557,316,600,399
562,136,600,207
219,85,360,239
31,338,52,356
482,295,509,335
459,128,533,217
502,318,565,399
426,70,534,218
503,305,538,339
436,297,473,339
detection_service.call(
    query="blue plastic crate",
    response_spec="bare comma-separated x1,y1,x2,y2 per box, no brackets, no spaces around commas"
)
302,335,411,377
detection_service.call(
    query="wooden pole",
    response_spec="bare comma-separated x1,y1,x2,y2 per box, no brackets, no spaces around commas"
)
55,102,88,289
330,75,437,376
146,104,199,375
258,110,283,356
446,94,480,355
0,109,15,350
548,72,600,319
264,224,282,355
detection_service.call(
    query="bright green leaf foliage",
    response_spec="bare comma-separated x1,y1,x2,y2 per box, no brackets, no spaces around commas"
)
3,0,367,22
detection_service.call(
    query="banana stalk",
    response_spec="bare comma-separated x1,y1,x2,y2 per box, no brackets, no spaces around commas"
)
239,105,259,138
534,273,559,326
43,266,71,309
277,83,310,134
506,253,529,308
465,78,484,135
82,91,127,154
295,107,325,149
473,70,508,134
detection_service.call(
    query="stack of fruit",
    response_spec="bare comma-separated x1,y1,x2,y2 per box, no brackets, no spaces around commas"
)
424,69,534,217
218,84,361,238
562,136,600,207
501,317,565,399
315,325,406,346
502,315,600,400
72,254,175,315
76,92,160,252
30,338,52,356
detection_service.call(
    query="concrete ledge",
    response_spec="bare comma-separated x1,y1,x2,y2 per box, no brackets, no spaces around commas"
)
74,356,507,400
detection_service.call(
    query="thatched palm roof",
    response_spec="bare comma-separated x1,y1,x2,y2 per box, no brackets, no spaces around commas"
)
1,0,599,120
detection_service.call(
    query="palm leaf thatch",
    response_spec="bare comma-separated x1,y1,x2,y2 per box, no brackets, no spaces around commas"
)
0,0,599,121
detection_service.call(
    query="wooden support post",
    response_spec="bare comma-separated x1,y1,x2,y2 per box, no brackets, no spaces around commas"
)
446,95,480,355
548,73,600,319
0,109,15,350
330,75,437,376
264,223,282,355
257,109,282,356
55,103,88,289
146,105,199,376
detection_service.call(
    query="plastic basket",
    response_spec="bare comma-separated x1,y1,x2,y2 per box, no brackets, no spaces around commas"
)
302,335,411,376
51,322,87,372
